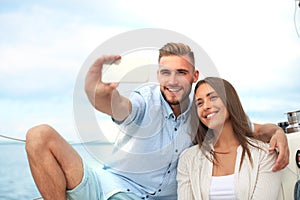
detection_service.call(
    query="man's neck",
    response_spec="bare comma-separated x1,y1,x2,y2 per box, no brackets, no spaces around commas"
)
171,99,190,118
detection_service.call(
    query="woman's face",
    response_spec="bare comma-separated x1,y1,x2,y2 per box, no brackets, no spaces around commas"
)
195,83,229,130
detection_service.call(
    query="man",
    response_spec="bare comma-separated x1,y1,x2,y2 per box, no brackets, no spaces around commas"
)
26,43,289,200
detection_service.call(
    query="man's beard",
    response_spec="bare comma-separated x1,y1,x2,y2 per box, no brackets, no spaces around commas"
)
161,89,191,106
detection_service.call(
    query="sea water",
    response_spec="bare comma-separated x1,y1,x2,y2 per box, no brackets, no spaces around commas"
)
0,142,101,200
0,142,40,200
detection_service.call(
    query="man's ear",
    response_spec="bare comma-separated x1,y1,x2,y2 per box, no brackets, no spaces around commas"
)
193,69,199,83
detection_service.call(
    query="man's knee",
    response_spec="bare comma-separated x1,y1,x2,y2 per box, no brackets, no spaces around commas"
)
25,124,57,152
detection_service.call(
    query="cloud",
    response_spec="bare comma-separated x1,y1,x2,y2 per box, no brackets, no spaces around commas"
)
0,97,76,141
1,0,300,142
0,2,132,98
0,1,132,141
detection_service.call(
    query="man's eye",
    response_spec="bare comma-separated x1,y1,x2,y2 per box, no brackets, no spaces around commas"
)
160,70,170,75
177,70,188,75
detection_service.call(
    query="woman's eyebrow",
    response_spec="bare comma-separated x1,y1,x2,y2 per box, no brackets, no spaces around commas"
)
195,91,216,101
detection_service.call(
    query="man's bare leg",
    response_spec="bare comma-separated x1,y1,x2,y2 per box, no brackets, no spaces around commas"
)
26,124,83,200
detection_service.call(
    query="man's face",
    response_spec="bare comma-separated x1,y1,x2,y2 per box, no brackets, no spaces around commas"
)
157,55,199,105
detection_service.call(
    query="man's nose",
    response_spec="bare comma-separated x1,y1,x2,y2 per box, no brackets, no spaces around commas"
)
168,72,178,84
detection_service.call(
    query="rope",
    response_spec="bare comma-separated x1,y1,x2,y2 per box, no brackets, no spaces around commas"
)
0,134,26,142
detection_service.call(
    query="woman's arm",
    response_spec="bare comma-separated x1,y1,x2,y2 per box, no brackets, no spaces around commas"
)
251,146,283,199
177,152,196,200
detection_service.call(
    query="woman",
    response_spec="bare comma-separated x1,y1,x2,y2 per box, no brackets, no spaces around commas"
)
177,77,282,200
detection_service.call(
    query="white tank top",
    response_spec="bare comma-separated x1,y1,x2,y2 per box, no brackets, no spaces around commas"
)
209,174,236,200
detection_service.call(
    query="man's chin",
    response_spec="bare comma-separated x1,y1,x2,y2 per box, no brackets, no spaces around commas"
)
161,91,190,106
168,100,180,105
165,95,190,106
164,95,182,105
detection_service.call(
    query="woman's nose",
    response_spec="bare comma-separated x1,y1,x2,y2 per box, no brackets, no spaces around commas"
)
203,100,211,110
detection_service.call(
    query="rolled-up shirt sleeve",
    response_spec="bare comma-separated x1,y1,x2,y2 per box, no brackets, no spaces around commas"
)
112,90,146,127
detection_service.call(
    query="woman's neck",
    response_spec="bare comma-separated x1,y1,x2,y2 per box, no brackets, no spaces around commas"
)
212,121,240,176
213,121,239,151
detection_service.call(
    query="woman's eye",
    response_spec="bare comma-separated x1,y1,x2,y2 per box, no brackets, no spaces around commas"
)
210,96,219,101
196,102,203,107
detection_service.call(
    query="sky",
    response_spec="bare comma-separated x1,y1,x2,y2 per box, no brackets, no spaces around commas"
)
0,0,300,142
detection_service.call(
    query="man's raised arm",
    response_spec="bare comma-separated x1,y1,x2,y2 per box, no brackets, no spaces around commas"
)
85,55,132,121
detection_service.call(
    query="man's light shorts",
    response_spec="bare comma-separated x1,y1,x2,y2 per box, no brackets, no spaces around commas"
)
66,161,104,200
66,161,141,200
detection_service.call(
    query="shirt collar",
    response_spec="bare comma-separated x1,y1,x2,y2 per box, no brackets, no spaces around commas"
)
160,92,192,122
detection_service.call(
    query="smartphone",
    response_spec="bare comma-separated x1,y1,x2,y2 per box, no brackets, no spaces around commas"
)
102,57,152,83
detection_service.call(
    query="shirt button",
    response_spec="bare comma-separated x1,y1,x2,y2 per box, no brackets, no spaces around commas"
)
146,195,149,198
127,189,130,192
167,170,170,173
174,128,177,131
175,149,178,153
158,189,161,192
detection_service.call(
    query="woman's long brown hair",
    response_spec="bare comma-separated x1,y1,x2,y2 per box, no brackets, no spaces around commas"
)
194,77,261,169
